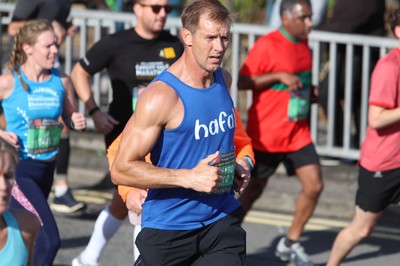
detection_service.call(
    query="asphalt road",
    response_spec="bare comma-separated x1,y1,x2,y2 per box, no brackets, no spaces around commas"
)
53,187,400,266
50,132,400,265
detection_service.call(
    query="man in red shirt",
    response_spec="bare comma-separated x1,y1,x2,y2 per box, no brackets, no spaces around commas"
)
238,0,322,265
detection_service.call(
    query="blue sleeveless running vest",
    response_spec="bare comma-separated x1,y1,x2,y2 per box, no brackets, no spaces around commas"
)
0,210,29,266
142,69,240,230
2,68,65,160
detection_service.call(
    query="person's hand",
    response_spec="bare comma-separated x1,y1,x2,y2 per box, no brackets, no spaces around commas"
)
185,151,222,193
233,157,250,195
71,112,87,131
66,22,77,37
0,130,20,149
92,111,119,135
126,187,148,215
279,72,302,91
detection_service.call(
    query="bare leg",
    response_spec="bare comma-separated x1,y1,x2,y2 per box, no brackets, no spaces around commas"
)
287,164,323,240
109,189,129,219
327,206,381,266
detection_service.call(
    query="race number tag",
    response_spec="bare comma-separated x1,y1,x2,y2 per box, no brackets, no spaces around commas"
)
288,87,310,122
209,150,236,194
27,119,63,155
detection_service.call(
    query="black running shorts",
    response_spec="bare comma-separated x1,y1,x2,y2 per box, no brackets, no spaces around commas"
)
251,143,320,180
356,166,400,212
134,207,246,266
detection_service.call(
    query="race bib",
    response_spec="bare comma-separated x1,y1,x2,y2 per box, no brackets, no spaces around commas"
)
288,88,310,122
209,150,236,194
27,119,63,155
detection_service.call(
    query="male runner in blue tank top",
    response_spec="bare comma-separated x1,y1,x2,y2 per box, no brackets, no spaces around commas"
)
71,1,184,264
111,1,247,265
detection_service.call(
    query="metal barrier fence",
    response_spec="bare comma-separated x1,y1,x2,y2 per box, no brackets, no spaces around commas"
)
0,4,398,160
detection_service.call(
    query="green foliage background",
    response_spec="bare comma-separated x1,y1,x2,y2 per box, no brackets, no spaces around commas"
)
220,0,266,23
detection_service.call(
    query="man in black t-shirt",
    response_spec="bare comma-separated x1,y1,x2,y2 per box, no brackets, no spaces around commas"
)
73,29,183,146
71,1,183,265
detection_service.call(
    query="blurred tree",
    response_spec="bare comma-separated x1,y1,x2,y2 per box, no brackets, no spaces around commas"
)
221,0,266,23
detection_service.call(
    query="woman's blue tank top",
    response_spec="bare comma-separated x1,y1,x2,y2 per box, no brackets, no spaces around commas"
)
142,69,240,230
2,68,65,160
0,210,29,266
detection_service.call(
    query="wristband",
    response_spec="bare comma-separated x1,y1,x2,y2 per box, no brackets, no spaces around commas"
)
88,106,100,116
243,156,254,170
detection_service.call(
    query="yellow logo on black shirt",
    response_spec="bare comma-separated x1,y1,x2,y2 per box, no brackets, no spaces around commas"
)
159,47,176,59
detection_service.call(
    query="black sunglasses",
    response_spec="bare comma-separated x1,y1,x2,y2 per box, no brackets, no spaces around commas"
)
139,3,174,14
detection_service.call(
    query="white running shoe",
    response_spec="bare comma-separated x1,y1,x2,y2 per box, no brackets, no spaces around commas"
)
290,242,314,266
275,237,291,261
71,253,99,266
275,237,314,266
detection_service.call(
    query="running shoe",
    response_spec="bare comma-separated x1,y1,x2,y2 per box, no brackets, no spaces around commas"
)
51,189,86,214
275,237,314,266
290,242,314,266
72,252,99,266
275,237,291,261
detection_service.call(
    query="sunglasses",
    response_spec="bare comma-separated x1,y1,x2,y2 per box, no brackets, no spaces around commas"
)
139,3,174,14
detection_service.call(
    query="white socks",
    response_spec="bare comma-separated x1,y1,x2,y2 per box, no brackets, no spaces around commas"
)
54,183,68,197
80,206,124,264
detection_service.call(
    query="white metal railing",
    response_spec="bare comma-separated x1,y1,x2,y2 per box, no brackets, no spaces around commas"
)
0,4,398,160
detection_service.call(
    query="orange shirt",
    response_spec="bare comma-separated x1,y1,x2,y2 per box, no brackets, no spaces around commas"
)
107,108,254,202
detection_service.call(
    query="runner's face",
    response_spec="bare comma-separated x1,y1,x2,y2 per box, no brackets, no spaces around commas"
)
282,3,313,41
190,14,230,73
0,152,15,213
138,0,170,35
25,30,58,70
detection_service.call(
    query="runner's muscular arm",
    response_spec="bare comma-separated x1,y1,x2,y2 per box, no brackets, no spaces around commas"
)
116,69,254,205
111,81,222,193
107,133,148,213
